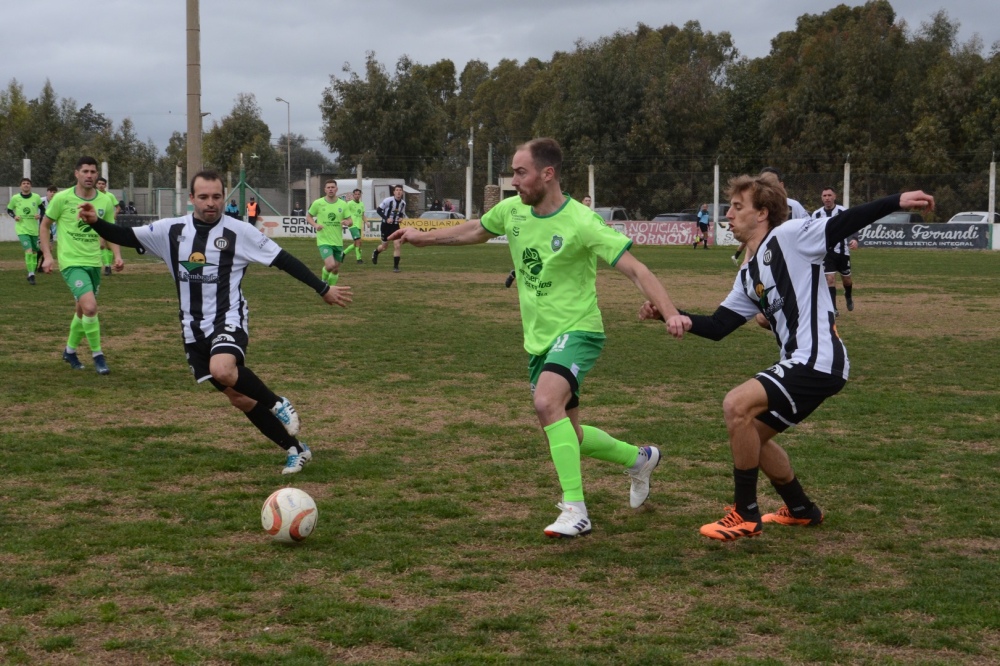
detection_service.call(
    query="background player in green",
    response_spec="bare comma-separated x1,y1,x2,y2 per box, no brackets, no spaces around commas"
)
390,138,686,538
344,188,366,263
38,156,123,375
7,177,43,285
306,179,352,286
96,177,121,276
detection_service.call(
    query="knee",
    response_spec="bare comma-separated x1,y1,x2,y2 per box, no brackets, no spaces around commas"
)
210,364,238,387
722,390,755,427
533,392,564,423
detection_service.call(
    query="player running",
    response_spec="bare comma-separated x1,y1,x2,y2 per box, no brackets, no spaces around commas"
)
7,178,42,285
390,138,684,538
344,188,366,263
78,170,352,474
641,172,933,541
39,156,122,375
372,184,406,272
306,180,352,286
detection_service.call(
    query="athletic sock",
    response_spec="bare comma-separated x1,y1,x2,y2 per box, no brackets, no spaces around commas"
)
231,366,281,408
321,267,330,283
580,425,639,467
244,402,298,450
328,272,339,286
81,314,101,354
544,417,584,503
26,253,36,274
733,466,760,518
101,248,113,267
829,286,837,309
770,477,815,517
67,314,85,349
393,256,400,269
354,245,362,259
844,284,853,299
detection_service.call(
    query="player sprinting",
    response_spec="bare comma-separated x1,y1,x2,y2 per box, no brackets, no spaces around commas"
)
390,138,685,538
39,156,123,375
642,172,934,541
95,177,121,276
344,188,366,263
6,178,42,285
372,184,406,272
78,170,352,474
306,179,352,286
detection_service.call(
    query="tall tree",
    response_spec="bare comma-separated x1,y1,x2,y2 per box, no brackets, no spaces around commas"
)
202,93,282,187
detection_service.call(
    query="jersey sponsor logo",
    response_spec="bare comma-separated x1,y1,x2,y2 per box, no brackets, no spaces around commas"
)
511,227,520,237
511,210,527,222
762,248,773,265
179,272,220,283
179,251,217,276
755,282,785,317
97,208,106,217
522,248,544,276
257,236,271,249
551,235,563,252
213,237,230,250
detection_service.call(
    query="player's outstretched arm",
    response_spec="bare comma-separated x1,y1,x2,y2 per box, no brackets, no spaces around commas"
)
388,220,493,247
78,204,143,249
321,286,352,307
614,252,687,338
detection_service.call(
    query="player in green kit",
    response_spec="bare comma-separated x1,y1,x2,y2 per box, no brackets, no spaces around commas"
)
306,180,352,286
7,178,43,285
39,156,123,375
344,188,366,263
390,138,686,538
96,177,121,276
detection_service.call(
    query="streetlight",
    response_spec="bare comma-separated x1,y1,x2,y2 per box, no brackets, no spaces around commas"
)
275,97,291,215
465,126,473,220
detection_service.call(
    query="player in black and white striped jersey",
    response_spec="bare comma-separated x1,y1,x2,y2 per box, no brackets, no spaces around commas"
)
77,170,353,475
372,184,407,272
641,172,934,541
813,187,855,315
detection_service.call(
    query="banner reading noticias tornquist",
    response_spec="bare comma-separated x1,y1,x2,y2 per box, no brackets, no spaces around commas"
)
856,223,989,250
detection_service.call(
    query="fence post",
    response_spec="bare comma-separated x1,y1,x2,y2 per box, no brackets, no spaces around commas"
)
588,164,595,208
23,158,31,179
843,155,851,208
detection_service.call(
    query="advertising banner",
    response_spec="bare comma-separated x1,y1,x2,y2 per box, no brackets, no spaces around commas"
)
620,220,700,246
856,223,989,249
257,216,465,240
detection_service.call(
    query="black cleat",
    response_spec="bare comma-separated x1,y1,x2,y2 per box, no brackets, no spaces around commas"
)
27,274,36,285
846,296,854,312
371,250,379,265
504,270,516,288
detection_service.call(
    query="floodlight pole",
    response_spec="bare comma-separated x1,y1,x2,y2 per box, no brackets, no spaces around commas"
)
276,97,291,215
186,0,202,185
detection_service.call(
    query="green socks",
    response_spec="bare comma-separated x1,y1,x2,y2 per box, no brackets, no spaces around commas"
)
26,252,37,274
544,417,584,502
67,314,85,349
580,425,639,467
82,315,102,354
101,248,113,267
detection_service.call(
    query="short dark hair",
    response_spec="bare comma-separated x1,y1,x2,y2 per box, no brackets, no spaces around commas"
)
20,177,31,185
47,185,58,193
353,188,362,194
325,179,338,186
519,138,562,179
189,169,224,193
760,166,783,182
822,186,836,194
96,177,108,185
75,156,98,169
393,184,403,191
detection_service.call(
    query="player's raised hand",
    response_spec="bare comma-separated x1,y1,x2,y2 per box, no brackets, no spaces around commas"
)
77,203,98,224
388,227,427,246
900,190,935,212
322,284,352,307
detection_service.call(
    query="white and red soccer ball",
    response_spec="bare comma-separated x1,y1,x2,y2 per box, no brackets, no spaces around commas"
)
261,487,318,543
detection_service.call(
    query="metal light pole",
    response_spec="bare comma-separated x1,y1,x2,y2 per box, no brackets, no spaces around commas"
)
275,97,291,215
465,126,473,220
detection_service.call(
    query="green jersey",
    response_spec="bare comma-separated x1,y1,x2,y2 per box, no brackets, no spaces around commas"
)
7,192,42,236
308,197,350,246
481,194,632,355
344,199,365,228
45,188,117,268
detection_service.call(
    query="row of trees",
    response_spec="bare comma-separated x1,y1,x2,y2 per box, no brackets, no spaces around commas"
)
2,1,998,217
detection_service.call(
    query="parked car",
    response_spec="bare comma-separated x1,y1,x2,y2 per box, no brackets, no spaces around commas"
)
419,211,465,220
593,206,631,222
682,204,731,221
652,212,699,222
947,211,1000,224
364,209,381,222
873,211,924,224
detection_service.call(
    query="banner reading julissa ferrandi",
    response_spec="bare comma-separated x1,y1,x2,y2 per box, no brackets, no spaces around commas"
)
857,223,989,249
620,221,700,246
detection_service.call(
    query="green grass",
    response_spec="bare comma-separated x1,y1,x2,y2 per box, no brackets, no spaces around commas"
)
1,239,999,664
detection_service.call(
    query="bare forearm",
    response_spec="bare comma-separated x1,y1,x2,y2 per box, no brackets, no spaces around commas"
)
422,221,491,246
633,264,679,320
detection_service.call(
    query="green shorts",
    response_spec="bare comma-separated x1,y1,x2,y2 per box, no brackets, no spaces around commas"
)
18,234,39,252
319,244,345,262
527,331,606,409
61,266,101,299
348,226,362,241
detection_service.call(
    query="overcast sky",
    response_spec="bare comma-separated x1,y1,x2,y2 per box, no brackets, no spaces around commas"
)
13,0,998,159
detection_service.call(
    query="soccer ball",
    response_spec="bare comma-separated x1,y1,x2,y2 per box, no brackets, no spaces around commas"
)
261,487,318,543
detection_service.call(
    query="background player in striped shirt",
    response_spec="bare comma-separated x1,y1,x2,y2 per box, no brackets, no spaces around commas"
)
372,184,406,272
642,172,933,541
813,187,855,315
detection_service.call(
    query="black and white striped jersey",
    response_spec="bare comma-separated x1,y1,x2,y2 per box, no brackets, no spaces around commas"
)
720,216,849,377
132,214,282,343
812,205,850,254
378,196,406,224
787,198,809,220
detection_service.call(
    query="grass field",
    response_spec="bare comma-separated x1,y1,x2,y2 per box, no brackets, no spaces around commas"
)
1,238,999,665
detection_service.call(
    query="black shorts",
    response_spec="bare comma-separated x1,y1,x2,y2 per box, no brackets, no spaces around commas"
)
381,222,400,242
753,361,846,433
697,221,709,233
184,325,249,383
823,252,851,276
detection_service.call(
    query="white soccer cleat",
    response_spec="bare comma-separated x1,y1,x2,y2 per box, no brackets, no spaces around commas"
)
543,502,592,538
281,442,312,475
628,446,660,508
270,397,300,436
